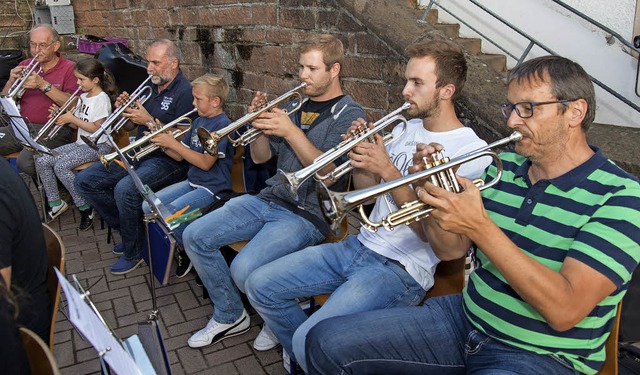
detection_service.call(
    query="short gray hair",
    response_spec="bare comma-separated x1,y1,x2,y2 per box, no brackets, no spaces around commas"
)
149,39,182,65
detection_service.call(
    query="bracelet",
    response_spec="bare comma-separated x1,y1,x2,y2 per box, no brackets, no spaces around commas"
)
42,82,52,93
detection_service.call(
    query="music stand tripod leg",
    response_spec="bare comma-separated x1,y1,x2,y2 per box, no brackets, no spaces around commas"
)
32,153,48,222
144,212,159,321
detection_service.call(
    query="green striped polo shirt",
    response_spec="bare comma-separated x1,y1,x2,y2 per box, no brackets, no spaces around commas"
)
463,148,640,374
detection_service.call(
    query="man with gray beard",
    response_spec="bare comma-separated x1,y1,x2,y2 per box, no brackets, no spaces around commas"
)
75,39,193,275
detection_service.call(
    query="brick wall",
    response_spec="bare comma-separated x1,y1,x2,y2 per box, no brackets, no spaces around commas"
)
0,0,32,49
72,0,407,120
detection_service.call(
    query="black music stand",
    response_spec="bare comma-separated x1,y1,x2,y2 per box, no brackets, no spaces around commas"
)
100,129,187,320
56,269,172,375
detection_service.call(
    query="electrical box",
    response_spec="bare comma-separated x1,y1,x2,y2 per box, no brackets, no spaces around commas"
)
35,0,71,6
33,6,76,35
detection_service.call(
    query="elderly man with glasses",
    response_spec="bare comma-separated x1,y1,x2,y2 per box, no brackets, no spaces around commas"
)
305,55,640,375
0,23,79,177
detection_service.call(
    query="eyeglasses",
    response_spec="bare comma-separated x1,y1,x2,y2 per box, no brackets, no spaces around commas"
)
500,99,577,119
29,41,55,50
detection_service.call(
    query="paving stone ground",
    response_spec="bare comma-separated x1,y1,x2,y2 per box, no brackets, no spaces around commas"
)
21,176,292,375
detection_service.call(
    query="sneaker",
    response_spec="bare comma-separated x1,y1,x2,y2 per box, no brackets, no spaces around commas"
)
110,256,144,275
187,310,250,348
112,243,124,255
79,208,94,231
175,250,193,278
46,201,68,223
253,324,280,351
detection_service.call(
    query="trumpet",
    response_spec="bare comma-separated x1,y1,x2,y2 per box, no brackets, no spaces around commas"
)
99,108,197,170
279,102,411,198
34,87,83,142
197,82,306,155
7,54,42,99
82,75,153,148
317,131,523,232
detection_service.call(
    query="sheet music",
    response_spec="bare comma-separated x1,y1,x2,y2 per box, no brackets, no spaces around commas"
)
0,96,54,154
55,269,143,375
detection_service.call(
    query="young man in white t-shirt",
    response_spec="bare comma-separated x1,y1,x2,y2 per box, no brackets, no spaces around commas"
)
244,39,492,371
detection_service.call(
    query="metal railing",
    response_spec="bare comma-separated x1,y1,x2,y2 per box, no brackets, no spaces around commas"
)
418,0,640,113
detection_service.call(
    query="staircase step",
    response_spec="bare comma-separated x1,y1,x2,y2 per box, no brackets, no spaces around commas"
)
425,8,439,24
456,37,482,55
478,53,507,73
434,23,460,39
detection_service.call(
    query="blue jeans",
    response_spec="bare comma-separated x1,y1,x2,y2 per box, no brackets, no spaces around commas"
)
74,155,188,261
182,194,324,324
245,235,425,372
142,180,217,245
305,294,580,375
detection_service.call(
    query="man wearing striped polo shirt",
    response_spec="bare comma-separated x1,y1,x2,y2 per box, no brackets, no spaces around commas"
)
304,55,640,375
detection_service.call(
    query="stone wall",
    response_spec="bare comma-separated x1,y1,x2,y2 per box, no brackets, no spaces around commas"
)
0,0,32,49
70,0,409,121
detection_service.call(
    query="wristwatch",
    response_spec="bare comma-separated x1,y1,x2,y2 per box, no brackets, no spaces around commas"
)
42,82,52,93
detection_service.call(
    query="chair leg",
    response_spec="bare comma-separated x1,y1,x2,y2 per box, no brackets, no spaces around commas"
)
106,226,112,244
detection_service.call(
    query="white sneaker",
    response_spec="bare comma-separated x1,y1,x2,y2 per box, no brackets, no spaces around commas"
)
253,323,280,351
187,310,250,348
46,201,68,223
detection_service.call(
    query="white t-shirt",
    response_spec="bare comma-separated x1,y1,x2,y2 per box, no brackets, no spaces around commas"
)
357,118,491,290
74,91,112,145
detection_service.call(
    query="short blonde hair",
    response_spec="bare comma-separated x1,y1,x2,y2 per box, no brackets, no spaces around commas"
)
300,34,344,71
191,73,229,105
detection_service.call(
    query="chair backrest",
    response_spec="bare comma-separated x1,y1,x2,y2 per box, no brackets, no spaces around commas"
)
597,301,622,375
42,223,65,351
424,256,466,300
232,145,246,194
20,327,61,375
114,129,130,149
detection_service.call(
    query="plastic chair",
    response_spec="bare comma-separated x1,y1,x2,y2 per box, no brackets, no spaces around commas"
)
20,327,61,375
42,223,65,351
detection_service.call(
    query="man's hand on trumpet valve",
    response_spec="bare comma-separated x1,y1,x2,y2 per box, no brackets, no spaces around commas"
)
248,91,268,113
342,118,397,181
7,65,25,82
122,99,153,126
414,176,488,237
114,91,130,108
408,142,446,173
251,107,300,139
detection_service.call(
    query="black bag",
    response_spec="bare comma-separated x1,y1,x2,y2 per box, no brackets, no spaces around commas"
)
94,43,147,94
0,49,23,88
619,344,640,375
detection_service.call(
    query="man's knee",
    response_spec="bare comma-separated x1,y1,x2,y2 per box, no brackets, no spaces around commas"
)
183,215,217,255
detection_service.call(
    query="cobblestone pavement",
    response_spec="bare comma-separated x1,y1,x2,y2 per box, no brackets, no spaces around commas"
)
21,176,289,375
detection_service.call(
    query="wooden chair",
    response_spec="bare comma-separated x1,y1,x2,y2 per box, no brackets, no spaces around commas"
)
597,301,622,375
20,327,61,375
42,223,65,351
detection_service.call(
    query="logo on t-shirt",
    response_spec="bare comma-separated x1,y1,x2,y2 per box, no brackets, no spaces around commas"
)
161,96,173,111
300,111,320,130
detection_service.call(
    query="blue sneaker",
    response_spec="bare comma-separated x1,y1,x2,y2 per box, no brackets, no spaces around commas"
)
110,256,144,275
112,243,124,255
